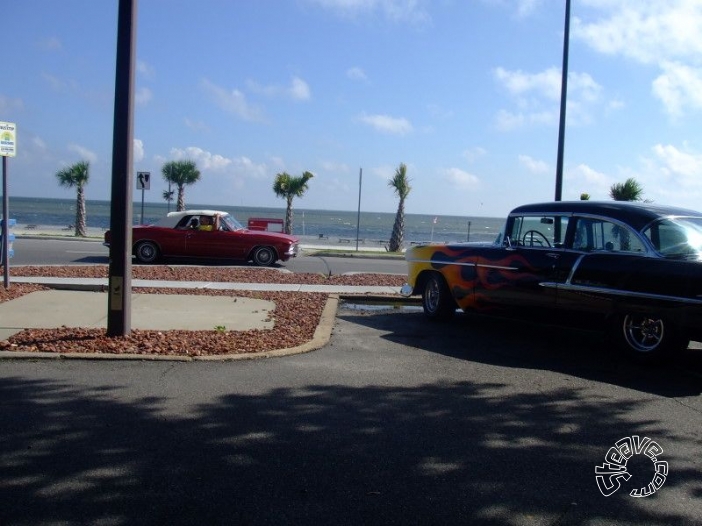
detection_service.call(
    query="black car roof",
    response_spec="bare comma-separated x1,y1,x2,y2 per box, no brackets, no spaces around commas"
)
510,201,702,231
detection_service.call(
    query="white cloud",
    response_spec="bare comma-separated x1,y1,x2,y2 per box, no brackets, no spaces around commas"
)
133,139,144,163
230,156,269,180
519,155,549,174
495,109,525,131
306,0,431,24
247,76,312,101
652,61,702,117
32,136,47,151
135,87,153,106
184,118,210,133
320,160,351,174
565,163,612,199
515,0,543,17
137,60,155,78
652,143,702,187
574,0,702,65
67,143,97,164
370,164,396,181
42,72,76,93
346,67,368,81
463,147,487,163
443,167,480,189
358,112,413,135
201,79,264,122
493,67,602,129
39,36,62,51
169,146,270,181
0,94,24,112
289,76,312,101
494,66,562,100
574,1,702,116
171,146,232,172
495,67,601,103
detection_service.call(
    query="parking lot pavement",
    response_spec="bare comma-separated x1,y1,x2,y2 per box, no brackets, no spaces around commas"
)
0,305,700,525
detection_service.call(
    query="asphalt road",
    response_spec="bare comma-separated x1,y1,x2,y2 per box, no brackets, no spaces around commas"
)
9,236,407,275
1,307,701,525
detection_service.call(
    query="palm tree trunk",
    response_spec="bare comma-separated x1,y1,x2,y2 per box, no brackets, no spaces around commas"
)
177,185,185,211
75,186,87,237
285,197,294,235
388,199,405,252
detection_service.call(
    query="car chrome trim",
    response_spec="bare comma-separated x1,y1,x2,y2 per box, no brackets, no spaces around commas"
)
405,258,519,272
540,281,702,305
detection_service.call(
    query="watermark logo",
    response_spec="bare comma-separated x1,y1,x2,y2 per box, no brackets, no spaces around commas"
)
595,435,668,497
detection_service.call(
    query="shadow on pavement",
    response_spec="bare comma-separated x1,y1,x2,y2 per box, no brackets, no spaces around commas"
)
337,308,702,398
1,371,699,525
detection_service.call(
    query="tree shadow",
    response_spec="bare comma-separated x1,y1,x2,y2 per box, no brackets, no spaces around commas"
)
337,308,702,399
73,256,110,264
1,364,699,524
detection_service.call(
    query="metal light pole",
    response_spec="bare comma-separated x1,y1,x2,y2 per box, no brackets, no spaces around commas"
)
555,0,571,202
355,168,362,252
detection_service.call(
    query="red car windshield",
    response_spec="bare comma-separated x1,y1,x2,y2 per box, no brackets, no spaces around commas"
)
220,214,244,232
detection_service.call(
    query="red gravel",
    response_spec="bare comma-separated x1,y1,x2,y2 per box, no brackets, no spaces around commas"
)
0,265,404,357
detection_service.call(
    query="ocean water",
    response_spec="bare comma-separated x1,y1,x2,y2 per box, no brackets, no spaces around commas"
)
5,196,505,244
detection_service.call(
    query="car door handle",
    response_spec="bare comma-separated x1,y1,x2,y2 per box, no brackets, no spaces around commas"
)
546,253,561,259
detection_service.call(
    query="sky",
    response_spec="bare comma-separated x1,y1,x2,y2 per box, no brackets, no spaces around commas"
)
4,0,702,219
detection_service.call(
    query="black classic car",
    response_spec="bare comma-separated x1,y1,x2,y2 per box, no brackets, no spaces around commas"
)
401,201,702,362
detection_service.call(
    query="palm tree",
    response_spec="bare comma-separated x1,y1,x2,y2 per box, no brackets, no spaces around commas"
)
162,188,175,212
55,160,90,237
609,178,644,201
609,178,645,251
161,160,201,211
388,163,411,252
273,171,314,234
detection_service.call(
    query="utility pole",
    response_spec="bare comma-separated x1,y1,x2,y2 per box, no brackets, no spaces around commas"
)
555,0,571,201
355,168,362,252
107,0,138,336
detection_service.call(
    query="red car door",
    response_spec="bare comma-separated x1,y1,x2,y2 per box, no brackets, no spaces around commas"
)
184,229,247,259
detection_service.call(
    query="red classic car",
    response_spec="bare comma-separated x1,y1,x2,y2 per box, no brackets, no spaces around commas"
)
104,210,299,266
401,201,702,363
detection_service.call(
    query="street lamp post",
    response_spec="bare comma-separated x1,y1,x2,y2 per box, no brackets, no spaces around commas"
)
555,0,571,202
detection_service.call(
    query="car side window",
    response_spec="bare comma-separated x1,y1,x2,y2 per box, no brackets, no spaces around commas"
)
509,215,566,248
572,218,645,253
176,216,196,229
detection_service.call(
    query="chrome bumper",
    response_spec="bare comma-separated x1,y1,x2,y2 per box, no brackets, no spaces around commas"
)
400,283,414,297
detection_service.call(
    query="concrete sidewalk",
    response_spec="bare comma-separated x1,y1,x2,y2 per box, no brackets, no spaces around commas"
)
0,278,404,357
0,290,276,341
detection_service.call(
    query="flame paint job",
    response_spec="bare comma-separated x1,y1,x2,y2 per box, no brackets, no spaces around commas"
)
405,243,538,311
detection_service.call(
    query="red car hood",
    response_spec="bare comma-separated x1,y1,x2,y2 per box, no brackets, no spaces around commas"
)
240,229,299,243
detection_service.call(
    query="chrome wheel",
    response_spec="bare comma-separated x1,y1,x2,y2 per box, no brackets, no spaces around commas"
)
135,241,159,264
622,314,665,353
422,273,455,321
616,313,687,363
252,246,276,266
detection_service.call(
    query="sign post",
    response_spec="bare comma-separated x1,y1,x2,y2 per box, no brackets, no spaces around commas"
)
137,171,150,224
1,121,17,289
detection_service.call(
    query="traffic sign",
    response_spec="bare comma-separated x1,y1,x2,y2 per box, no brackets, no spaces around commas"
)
0,121,16,157
136,171,150,190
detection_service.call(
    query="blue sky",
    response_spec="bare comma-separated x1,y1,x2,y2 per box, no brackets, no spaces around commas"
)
4,0,702,218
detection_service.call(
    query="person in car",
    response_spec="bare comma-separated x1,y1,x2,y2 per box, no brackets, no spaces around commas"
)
198,214,220,232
